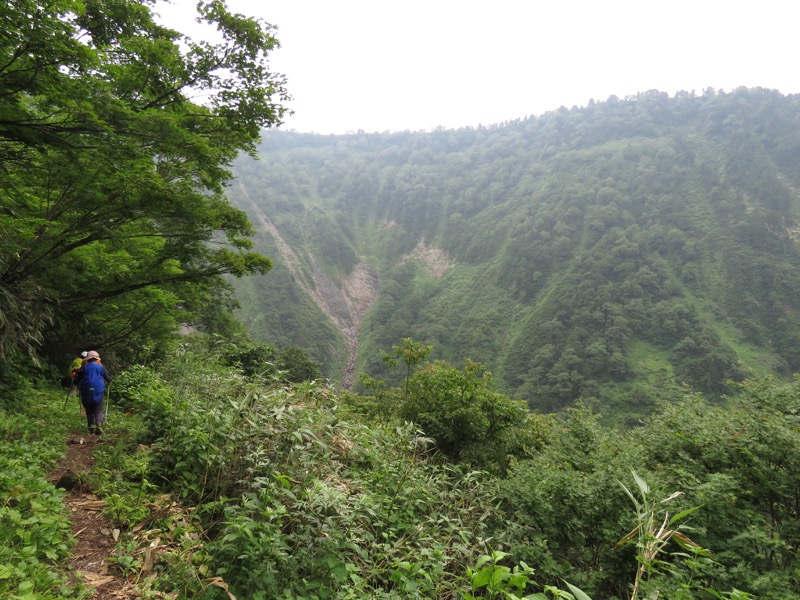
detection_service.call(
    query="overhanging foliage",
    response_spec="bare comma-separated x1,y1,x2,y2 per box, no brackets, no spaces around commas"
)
0,0,288,363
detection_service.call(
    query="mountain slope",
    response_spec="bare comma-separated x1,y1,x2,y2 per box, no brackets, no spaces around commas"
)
229,88,800,419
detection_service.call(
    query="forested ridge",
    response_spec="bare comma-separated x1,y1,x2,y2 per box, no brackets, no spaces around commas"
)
231,87,800,422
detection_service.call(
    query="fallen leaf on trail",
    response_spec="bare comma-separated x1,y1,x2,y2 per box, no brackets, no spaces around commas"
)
79,571,116,587
144,546,154,574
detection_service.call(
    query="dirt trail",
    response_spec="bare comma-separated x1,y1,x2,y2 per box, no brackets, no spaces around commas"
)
50,435,137,599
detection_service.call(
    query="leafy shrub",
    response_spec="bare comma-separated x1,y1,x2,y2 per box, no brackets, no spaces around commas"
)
278,345,323,383
214,337,322,384
217,340,280,379
634,379,800,596
110,365,175,442
357,340,545,474
500,407,640,597
0,352,43,408
207,420,498,599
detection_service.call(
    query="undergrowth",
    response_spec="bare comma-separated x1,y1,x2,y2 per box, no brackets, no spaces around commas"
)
1,336,774,599
104,340,505,598
0,384,88,599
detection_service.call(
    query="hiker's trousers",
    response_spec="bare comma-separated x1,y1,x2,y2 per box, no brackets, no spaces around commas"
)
81,399,105,434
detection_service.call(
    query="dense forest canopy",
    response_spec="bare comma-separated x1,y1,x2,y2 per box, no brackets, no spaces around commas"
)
231,88,800,421
0,0,287,370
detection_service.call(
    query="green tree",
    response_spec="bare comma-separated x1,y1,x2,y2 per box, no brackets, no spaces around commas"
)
401,358,535,471
278,345,322,383
382,337,433,396
0,0,288,364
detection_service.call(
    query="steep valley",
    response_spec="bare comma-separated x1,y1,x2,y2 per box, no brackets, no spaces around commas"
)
230,88,800,419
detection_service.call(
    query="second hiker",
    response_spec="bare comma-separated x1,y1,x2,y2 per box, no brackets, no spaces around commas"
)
73,350,112,435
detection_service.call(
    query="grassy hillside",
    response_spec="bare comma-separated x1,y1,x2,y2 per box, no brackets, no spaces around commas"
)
230,88,800,417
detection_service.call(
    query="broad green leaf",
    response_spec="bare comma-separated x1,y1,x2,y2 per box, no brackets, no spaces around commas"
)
472,566,495,590
668,504,702,525
631,469,650,496
564,581,593,600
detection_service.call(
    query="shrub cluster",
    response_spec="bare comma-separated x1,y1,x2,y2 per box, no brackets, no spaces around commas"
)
111,342,502,599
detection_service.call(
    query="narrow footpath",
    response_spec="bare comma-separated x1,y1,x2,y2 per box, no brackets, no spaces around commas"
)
49,434,138,599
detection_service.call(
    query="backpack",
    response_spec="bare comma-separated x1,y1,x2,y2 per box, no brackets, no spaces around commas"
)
79,361,107,404
69,356,83,376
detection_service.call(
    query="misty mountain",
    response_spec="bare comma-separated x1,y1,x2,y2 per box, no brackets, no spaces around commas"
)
228,87,800,422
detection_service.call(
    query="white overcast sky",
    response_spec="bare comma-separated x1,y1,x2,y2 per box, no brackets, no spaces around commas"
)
157,0,800,135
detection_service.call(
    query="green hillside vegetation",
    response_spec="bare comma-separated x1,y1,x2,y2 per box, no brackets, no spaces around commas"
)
230,88,800,421
5,1,800,598
8,336,800,598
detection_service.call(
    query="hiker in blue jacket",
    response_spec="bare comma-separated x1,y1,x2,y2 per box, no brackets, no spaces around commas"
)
73,350,112,435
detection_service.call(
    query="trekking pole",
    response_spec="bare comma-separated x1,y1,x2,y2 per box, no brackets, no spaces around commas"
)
63,378,76,410
105,382,111,424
